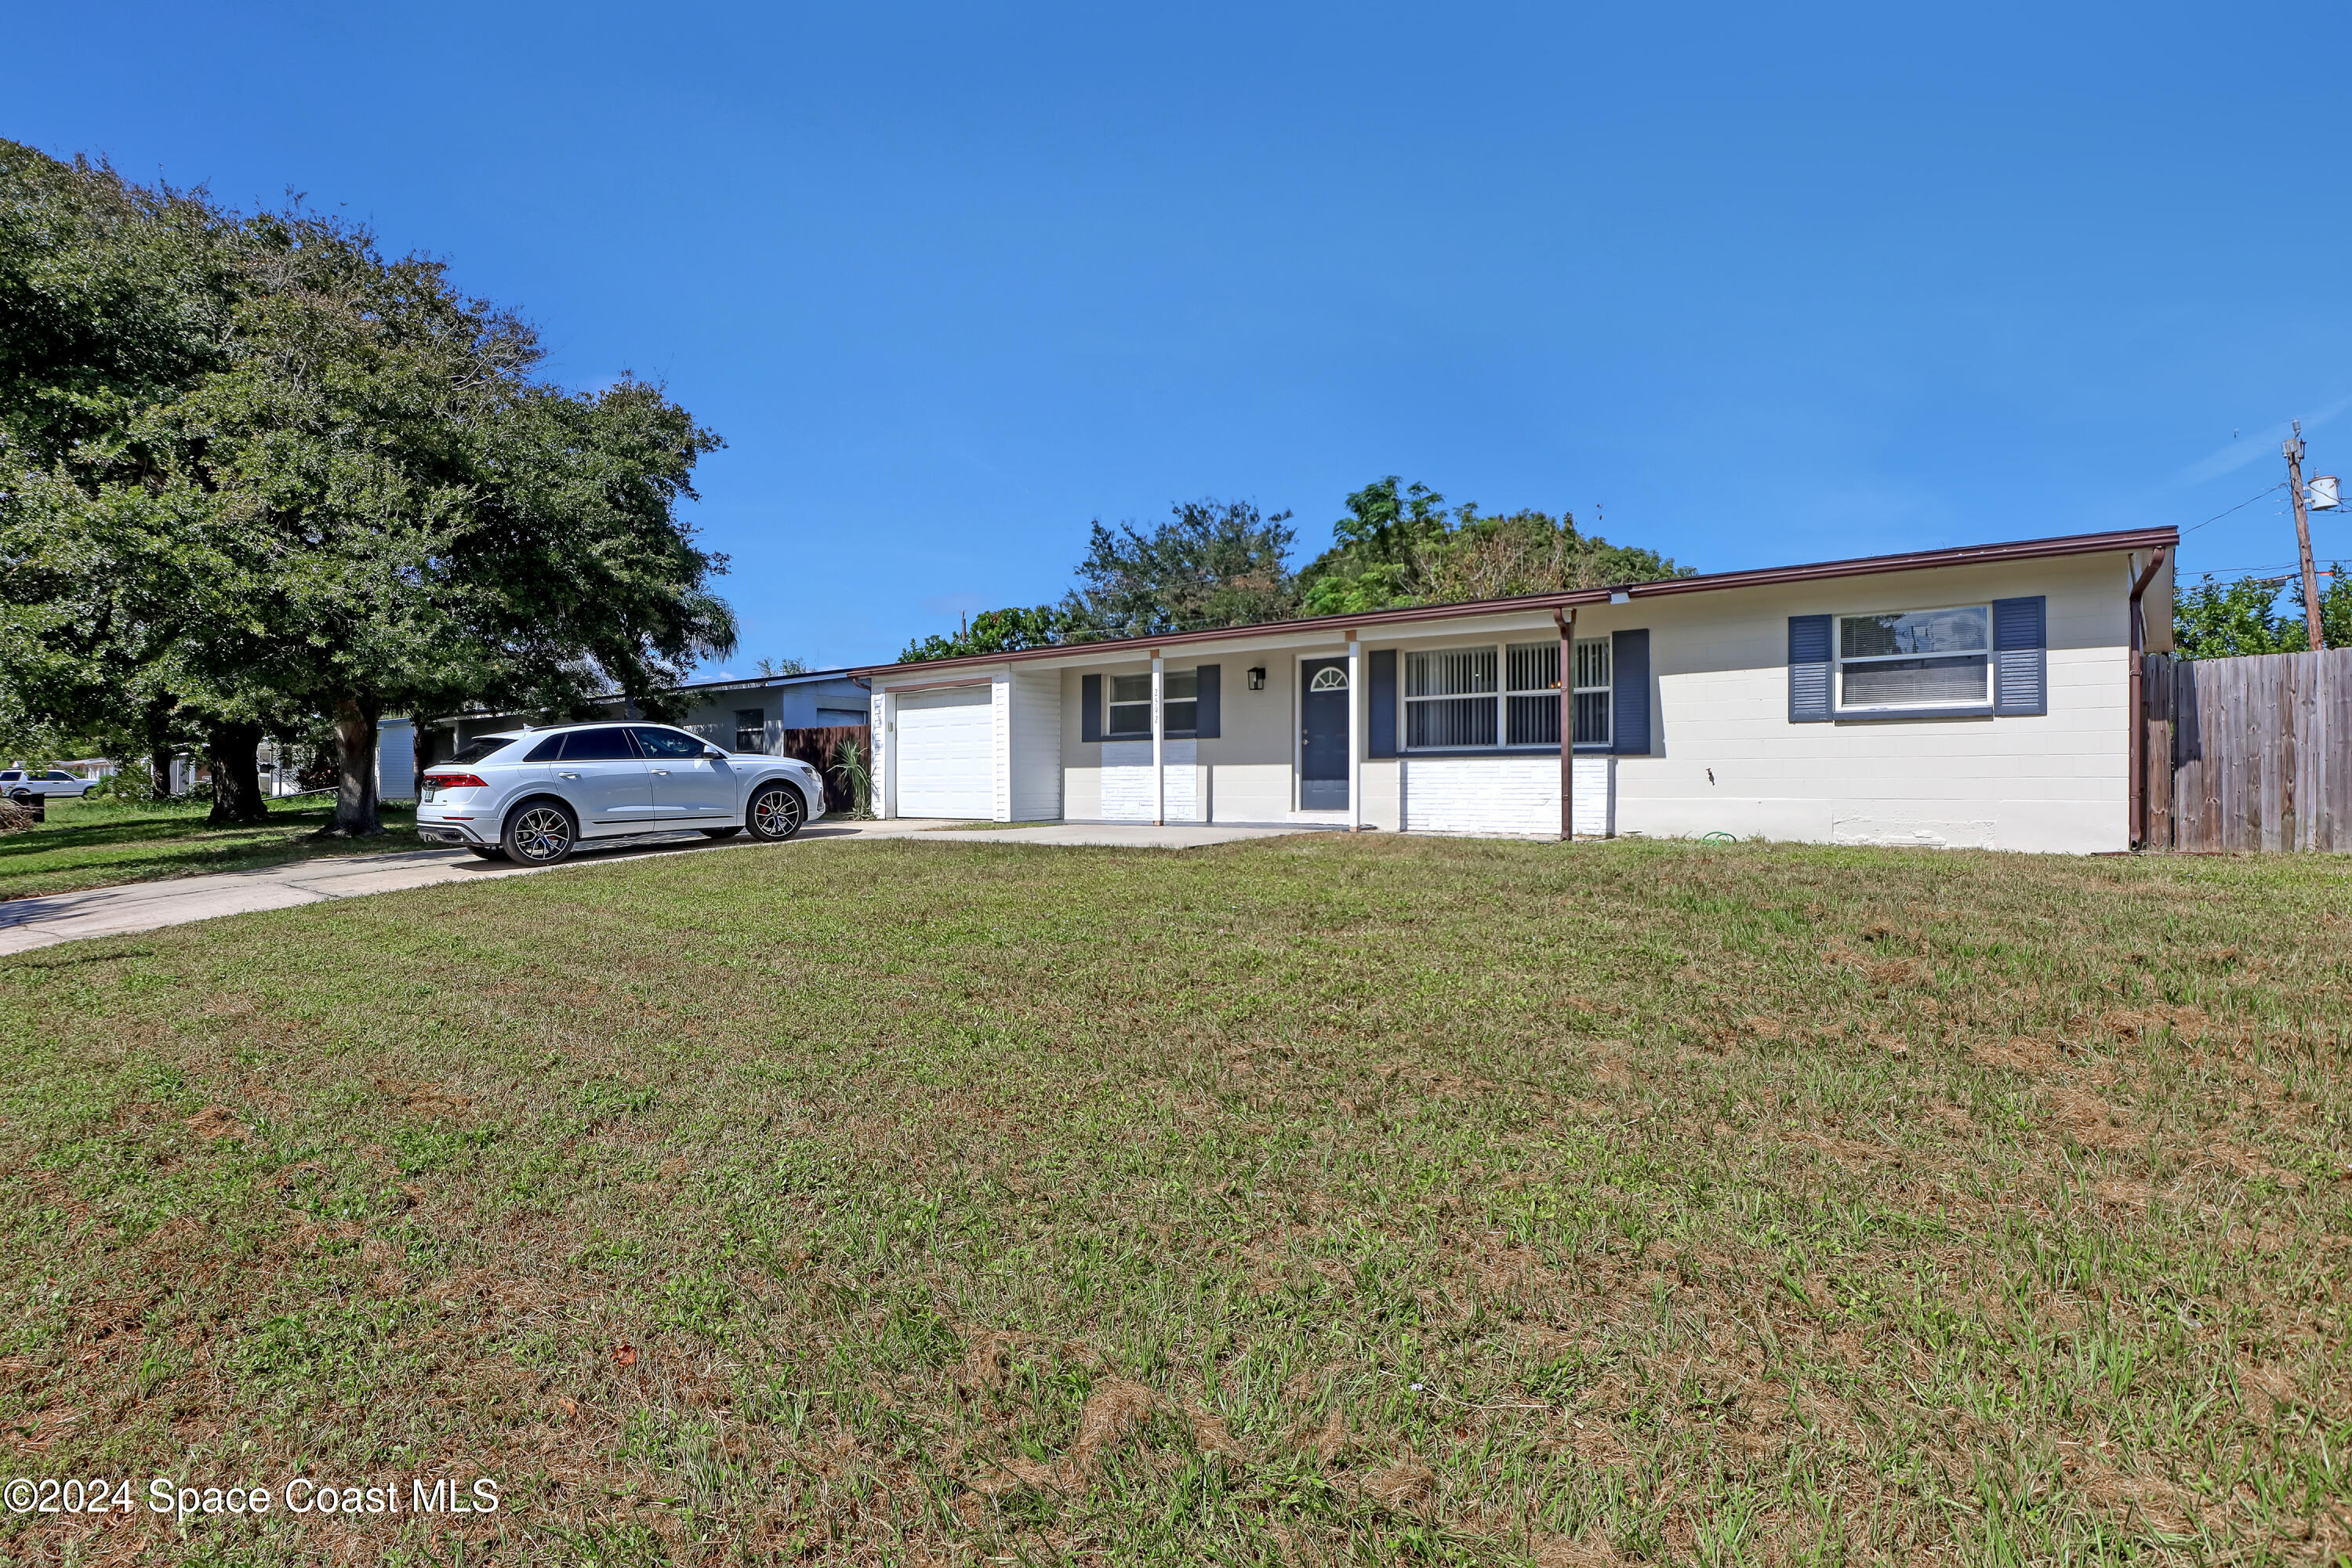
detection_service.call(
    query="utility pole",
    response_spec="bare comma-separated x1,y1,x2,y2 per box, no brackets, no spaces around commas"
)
2287,421,2325,652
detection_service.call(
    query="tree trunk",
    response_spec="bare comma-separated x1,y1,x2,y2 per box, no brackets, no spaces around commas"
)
142,694,177,801
318,695,383,837
205,720,269,826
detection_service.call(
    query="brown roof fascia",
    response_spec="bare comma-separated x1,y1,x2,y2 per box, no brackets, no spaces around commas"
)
855,524,2180,677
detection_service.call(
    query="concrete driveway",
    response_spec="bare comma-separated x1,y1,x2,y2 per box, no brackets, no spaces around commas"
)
0,818,1314,955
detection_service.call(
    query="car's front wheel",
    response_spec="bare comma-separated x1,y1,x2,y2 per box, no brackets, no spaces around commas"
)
746,782,805,842
502,799,578,865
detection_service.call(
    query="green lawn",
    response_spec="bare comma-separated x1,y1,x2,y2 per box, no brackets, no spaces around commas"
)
1,834,2347,1565
0,793,420,902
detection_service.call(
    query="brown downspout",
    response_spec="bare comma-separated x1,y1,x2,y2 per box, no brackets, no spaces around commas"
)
1555,607,1575,841
2126,545,2168,849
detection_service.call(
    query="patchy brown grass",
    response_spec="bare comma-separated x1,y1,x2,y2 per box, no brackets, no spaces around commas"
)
1,833,2349,1564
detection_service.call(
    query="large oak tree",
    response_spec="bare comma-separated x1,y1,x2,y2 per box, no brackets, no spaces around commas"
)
0,143,736,833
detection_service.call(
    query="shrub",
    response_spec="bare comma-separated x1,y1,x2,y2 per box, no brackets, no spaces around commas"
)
84,768,151,802
829,739,873,818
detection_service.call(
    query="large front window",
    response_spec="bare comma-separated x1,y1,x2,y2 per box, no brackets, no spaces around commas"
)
1572,638,1612,746
1836,606,1991,711
1106,670,1198,737
1406,640,1610,750
1406,648,1497,747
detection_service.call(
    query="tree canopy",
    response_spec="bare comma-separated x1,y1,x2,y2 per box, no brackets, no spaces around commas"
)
1297,477,1693,615
2172,570,2350,659
1062,499,1298,640
900,478,1691,661
0,142,735,830
900,605,1079,664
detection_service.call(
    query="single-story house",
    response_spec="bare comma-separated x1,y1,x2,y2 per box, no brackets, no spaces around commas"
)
855,527,2178,854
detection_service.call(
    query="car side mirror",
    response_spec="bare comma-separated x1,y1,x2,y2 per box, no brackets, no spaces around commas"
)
705,747,728,760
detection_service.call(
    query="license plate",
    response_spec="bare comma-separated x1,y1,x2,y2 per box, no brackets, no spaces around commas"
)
421,787,437,803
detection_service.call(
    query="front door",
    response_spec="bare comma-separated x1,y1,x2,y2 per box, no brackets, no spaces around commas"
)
1299,657,1349,810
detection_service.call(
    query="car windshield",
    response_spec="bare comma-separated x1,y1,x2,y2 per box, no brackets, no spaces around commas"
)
446,735,521,766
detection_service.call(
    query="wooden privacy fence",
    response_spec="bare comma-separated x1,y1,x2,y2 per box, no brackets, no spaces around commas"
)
2141,648,2352,851
772,725,870,815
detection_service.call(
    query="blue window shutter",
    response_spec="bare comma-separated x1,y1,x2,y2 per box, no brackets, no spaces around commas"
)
1195,664,1221,738
1610,629,1650,754
1993,596,2047,716
1081,673,1103,742
1788,615,1833,722
1368,649,1397,757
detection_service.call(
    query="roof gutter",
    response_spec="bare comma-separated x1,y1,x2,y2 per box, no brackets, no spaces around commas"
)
2127,544,2169,850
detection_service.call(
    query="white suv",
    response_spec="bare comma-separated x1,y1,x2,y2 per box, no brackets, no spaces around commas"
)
1,769,98,800
414,723,827,865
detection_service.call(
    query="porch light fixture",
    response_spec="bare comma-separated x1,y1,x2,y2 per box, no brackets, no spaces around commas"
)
1247,666,1266,690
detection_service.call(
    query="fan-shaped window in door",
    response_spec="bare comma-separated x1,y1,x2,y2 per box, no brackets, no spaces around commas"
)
1309,666,1348,691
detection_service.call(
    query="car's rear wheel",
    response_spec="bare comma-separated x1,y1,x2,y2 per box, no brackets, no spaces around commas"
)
746,782,805,841
701,826,742,839
502,799,577,865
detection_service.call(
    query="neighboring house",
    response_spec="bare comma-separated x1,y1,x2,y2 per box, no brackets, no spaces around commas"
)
416,668,871,783
856,528,2177,855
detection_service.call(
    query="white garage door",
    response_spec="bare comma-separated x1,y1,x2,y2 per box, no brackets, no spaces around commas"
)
898,687,995,818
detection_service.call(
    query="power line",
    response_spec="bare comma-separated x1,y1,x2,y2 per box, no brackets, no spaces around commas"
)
2181,481,2288,535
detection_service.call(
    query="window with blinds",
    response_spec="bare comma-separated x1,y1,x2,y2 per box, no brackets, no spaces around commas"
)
1405,648,1497,747
1572,637,1611,746
1835,606,1990,711
1403,640,1610,750
1504,641,1559,746
1106,670,1200,736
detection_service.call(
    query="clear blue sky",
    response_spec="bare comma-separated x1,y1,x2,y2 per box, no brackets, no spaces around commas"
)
13,2,2350,671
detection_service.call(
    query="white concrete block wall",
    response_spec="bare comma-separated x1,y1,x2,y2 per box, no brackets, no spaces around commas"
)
1404,756,1612,837
1606,553,2132,852
1202,652,1301,822
1100,740,1200,820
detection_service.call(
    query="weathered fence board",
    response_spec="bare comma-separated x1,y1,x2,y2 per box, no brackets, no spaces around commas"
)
772,725,870,815
2144,647,2352,851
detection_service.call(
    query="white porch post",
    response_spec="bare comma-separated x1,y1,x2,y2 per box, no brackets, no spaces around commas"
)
1151,649,1166,826
1555,608,1574,841
876,688,899,819
1346,631,1362,832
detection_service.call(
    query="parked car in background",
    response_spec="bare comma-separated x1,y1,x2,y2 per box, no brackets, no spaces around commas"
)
0,768,98,800
413,723,826,864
